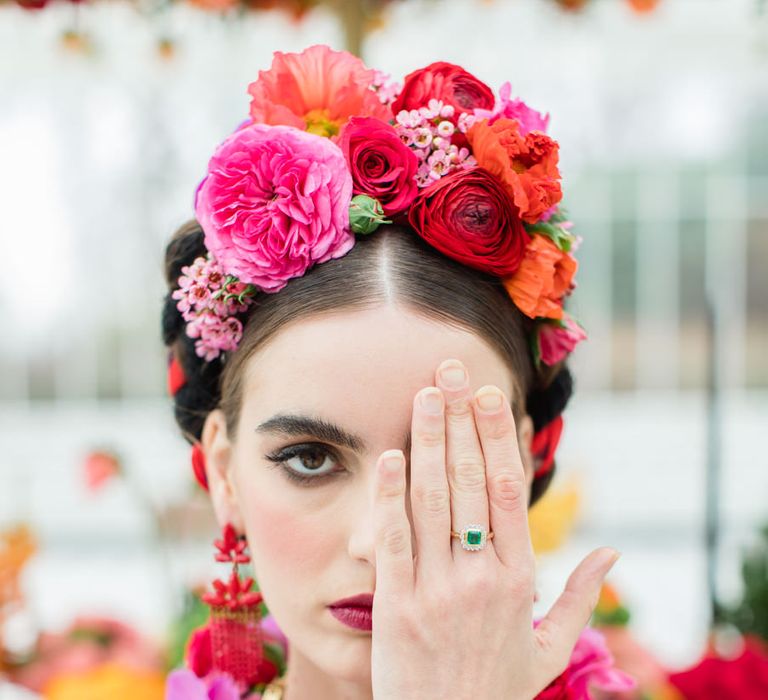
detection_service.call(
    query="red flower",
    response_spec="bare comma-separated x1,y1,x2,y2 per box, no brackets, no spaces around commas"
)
408,167,529,277
668,635,768,699
535,667,576,699
392,62,494,118
338,116,419,216
185,625,213,678
532,415,564,479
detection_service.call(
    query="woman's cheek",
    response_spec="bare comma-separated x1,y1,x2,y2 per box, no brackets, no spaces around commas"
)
241,487,338,575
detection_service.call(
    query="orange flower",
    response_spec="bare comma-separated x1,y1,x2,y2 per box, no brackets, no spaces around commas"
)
42,663,165,700
247,45,390,138
468,117,562,223
502,234,576,319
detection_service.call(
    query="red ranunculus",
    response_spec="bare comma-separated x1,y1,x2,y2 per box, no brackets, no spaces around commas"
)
338,116,419,216
408,167,529,277
392,61,495,117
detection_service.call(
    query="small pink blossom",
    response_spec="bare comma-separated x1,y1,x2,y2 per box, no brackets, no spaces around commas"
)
538,314,587,366
195,124,354,293
474,81,550,135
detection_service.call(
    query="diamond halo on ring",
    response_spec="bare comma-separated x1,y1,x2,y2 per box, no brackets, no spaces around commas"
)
450,524,494,551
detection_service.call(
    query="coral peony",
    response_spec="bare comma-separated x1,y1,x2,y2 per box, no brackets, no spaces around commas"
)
538,314,587,365
468,117,562,224
392,61,494,120
408,167,529,277
339,116,418,216
195,124,354,293
503,234,577,320
474,82,550,135
247,44,389,138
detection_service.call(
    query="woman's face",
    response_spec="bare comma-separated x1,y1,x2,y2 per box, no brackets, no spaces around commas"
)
203,304,534,684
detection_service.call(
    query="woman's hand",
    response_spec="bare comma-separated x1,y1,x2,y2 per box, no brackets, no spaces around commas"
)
370,358,619,700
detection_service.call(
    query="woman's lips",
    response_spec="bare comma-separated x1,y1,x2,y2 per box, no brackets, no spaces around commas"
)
328,605,372,631
328,593,374,631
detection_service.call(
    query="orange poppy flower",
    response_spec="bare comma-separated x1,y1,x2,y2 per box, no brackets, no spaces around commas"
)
468,117,562,223
502,234,577,319
247,44,390,138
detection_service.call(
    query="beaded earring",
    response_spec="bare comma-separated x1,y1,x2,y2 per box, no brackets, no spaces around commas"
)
202,523,267,692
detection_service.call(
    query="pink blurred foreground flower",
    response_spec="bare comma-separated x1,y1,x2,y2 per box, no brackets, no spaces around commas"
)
165,669,258,700
195,124,354,293
539,314,587,365
534,621,637,698
247,44,389,138
474,81,550,135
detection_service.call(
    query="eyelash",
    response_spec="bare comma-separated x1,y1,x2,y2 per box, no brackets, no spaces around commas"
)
264,443,345,487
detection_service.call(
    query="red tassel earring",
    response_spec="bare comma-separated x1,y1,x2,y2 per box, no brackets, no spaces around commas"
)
202,523,267,691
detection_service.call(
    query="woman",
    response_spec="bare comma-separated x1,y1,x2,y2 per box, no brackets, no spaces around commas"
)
162,46,634,700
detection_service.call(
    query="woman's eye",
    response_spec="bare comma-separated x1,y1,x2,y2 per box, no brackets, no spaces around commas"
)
264,444,343,486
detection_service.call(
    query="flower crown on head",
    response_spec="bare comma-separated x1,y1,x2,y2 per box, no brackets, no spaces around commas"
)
171,44,586,477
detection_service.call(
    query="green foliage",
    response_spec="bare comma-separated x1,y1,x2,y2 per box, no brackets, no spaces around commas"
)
717,523,768,643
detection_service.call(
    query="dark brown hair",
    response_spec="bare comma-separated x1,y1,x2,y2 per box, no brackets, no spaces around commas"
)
162,221,572,505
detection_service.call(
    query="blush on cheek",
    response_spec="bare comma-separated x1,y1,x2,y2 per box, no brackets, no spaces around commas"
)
241,492,336,576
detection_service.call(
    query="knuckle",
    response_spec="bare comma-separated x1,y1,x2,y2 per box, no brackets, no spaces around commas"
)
489,472,527,511
379,524,410,556
459,566,498,599
413,428,444,449
412,482,450,515
478,413,512,441
445,397,473,419
450,459,487,491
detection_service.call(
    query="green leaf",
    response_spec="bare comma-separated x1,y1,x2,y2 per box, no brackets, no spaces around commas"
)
524,221,573,252
349,194,391,235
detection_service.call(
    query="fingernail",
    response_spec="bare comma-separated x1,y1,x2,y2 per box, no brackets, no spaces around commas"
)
419,388,444,414
475,386,503,413
381,450,403,475
601,548,621,575
438,360,467,389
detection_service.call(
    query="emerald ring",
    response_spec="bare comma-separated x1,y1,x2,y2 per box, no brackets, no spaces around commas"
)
450,525,494,551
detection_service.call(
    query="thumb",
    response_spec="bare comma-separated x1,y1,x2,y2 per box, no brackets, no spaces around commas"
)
533,547,620,676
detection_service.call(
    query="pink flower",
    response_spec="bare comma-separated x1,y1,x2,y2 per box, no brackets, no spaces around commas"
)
185,626,213,678
538,314,587,365
534,621,637,699
247,44,389,138
339,116,418,216
165,669,251,700
83,450,121,492
195,124,354,293
474,82,550,135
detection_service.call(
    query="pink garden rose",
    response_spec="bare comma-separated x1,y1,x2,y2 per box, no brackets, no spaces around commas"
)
538,314,587,365
474,81,550,135
339,116,418,216
195,124,354,293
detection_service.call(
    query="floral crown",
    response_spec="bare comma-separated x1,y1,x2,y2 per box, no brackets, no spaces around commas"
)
171,44,586,479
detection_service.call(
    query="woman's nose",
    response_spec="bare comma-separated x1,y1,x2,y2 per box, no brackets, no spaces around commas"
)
346,462,415,568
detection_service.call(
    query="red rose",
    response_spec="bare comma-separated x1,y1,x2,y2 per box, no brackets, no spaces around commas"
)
392,61,495,117
339,116,419,216
408,167,529,277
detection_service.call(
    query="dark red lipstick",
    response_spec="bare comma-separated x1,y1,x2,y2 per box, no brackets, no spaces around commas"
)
328,593,374,631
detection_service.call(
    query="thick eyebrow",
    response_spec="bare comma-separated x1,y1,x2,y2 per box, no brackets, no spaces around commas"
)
255,413,412,455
